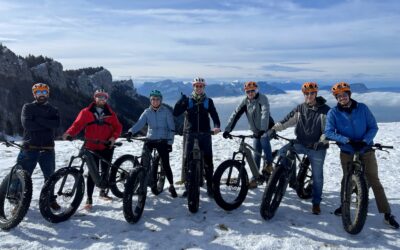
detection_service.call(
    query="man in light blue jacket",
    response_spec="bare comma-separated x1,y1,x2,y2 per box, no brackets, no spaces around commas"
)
128,90,177,197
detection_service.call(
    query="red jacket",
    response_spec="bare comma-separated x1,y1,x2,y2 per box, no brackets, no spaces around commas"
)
66,102,122,150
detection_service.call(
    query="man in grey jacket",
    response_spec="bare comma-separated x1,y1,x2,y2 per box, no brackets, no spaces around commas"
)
223,81,273,189
127,90,177,197
268,82,330,215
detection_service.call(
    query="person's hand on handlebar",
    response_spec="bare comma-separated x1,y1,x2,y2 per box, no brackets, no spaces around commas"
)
213,127,221,134
62,133,73,141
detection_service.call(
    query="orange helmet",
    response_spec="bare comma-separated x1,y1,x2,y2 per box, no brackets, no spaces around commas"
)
331,82,351,96
192,77,206,86
32,83,50,94
244,81,258,91
301,82,318,93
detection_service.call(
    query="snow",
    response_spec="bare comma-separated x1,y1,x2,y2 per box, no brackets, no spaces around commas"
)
1,123,400,249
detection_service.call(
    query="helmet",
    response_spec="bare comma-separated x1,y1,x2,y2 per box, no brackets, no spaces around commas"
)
301,82,318,93
149,89,163,99
32,83,50,94
244,81,258,91
93,89,109,99
192,77,206,86
331,82,351,96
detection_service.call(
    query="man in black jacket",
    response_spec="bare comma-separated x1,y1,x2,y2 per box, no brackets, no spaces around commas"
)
173,77,221,197
16,83,60,209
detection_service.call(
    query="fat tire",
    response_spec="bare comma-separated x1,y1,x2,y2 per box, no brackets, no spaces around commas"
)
150,155,166,195
212,160,248,211
39,167,84,223
341,172,368,234
0,169,32,230
187,160,201,213
260,164,288,220
123,167,147,224
110,154,136,198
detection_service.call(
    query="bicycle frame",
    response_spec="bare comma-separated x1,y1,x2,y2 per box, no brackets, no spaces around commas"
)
231,136,263,180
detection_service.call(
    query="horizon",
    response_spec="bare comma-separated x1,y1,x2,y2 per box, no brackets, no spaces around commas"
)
1,0,400,87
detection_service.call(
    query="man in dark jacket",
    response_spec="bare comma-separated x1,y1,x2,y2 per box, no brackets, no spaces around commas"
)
325,82,399,229
173,77,221,197
17,83,60,209
63,89,122,210
268,82,330,215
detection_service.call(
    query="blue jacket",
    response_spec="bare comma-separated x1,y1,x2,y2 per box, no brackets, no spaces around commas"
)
129,105,175,145
325,100,378,154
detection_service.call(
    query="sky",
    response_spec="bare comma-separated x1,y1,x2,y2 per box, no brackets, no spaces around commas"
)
1,0,400,86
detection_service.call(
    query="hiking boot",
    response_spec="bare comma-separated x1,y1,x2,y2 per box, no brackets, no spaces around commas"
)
384,214,400,229
50,201,61,211
312,204,321,215
182,190,188,198
262,164,273,179
248,179,258,189
99,189,112,201
169,185,178,198
334,206,342,216
83,198,93,210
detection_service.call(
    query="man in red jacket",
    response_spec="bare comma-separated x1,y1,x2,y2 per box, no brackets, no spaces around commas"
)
62,89,122,210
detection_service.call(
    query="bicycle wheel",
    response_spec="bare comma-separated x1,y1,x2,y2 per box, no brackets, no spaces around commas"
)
39,167,85,223
341,172,368,234
260,163,289,220
187,160,201,213
110,154,136,198
296,157,313,199
150,154,166,195
123,167,147,224
213,160,248,211
0,169,32,230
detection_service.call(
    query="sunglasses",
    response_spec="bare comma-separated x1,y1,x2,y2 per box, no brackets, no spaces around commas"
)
246,90,256,94
95,95,108,101
35,90,48,95
304,92,317,96
150,97,161,101
194,85,204,89
336,93,349,99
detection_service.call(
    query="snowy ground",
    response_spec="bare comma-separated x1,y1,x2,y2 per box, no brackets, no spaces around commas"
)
1,123,399,249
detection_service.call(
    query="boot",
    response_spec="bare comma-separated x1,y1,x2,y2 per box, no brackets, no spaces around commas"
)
334,206,342,216
384,213,400,229
83,198,93,211
99,189,112,201
312,204,321,215
248,178,258,189
169,185,178,198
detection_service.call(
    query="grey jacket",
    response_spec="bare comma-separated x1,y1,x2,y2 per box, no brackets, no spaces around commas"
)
129,105,175,144
225,93,270,133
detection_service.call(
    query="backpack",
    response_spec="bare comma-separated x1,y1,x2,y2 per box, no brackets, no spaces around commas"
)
188,97,209,110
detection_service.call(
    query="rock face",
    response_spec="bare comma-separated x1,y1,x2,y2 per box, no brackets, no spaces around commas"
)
0,44,151,137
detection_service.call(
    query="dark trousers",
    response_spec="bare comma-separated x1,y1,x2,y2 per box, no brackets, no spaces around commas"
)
86,148,114,200
142,141,174,186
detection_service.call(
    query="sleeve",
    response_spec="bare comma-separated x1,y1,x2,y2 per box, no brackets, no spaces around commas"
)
362,104,378,144
259,95,270,131
65,109,90,137
324,109,349,144
35,106,60,129
273,106,300,132
208,98,221,128
111,112,123,139
129,110,148,134
21,104,46,131
166,109,175,145
224,98,246,132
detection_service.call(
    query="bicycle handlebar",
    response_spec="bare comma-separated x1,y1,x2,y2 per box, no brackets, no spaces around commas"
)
230,134,253,139
1,140,23,149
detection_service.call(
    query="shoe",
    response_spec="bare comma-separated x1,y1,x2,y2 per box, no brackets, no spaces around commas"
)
384,214,400,229
83,198,93,211
169,186,178,198
334,206,342,216
182,190,188,198
262,164,273,176
312,204,321,215
99,189,112,201
248,179,258,189
207,185,214,198
50,201,61,211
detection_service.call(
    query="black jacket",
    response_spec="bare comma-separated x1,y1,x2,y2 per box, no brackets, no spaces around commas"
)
21,101,60,148
173,95,220,133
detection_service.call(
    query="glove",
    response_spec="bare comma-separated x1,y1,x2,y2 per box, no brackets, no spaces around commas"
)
348,140,367,151
253,130,265,139
167,144,173,152
178,94,187,107
222,131,232,139
62,133,73,141
267,129,277,139
123,132,133,142
313,141,326,151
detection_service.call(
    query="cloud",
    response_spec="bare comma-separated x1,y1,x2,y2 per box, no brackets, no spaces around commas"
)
261,64,323,72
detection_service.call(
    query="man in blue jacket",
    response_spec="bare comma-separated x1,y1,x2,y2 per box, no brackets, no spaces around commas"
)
325,82,399,229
